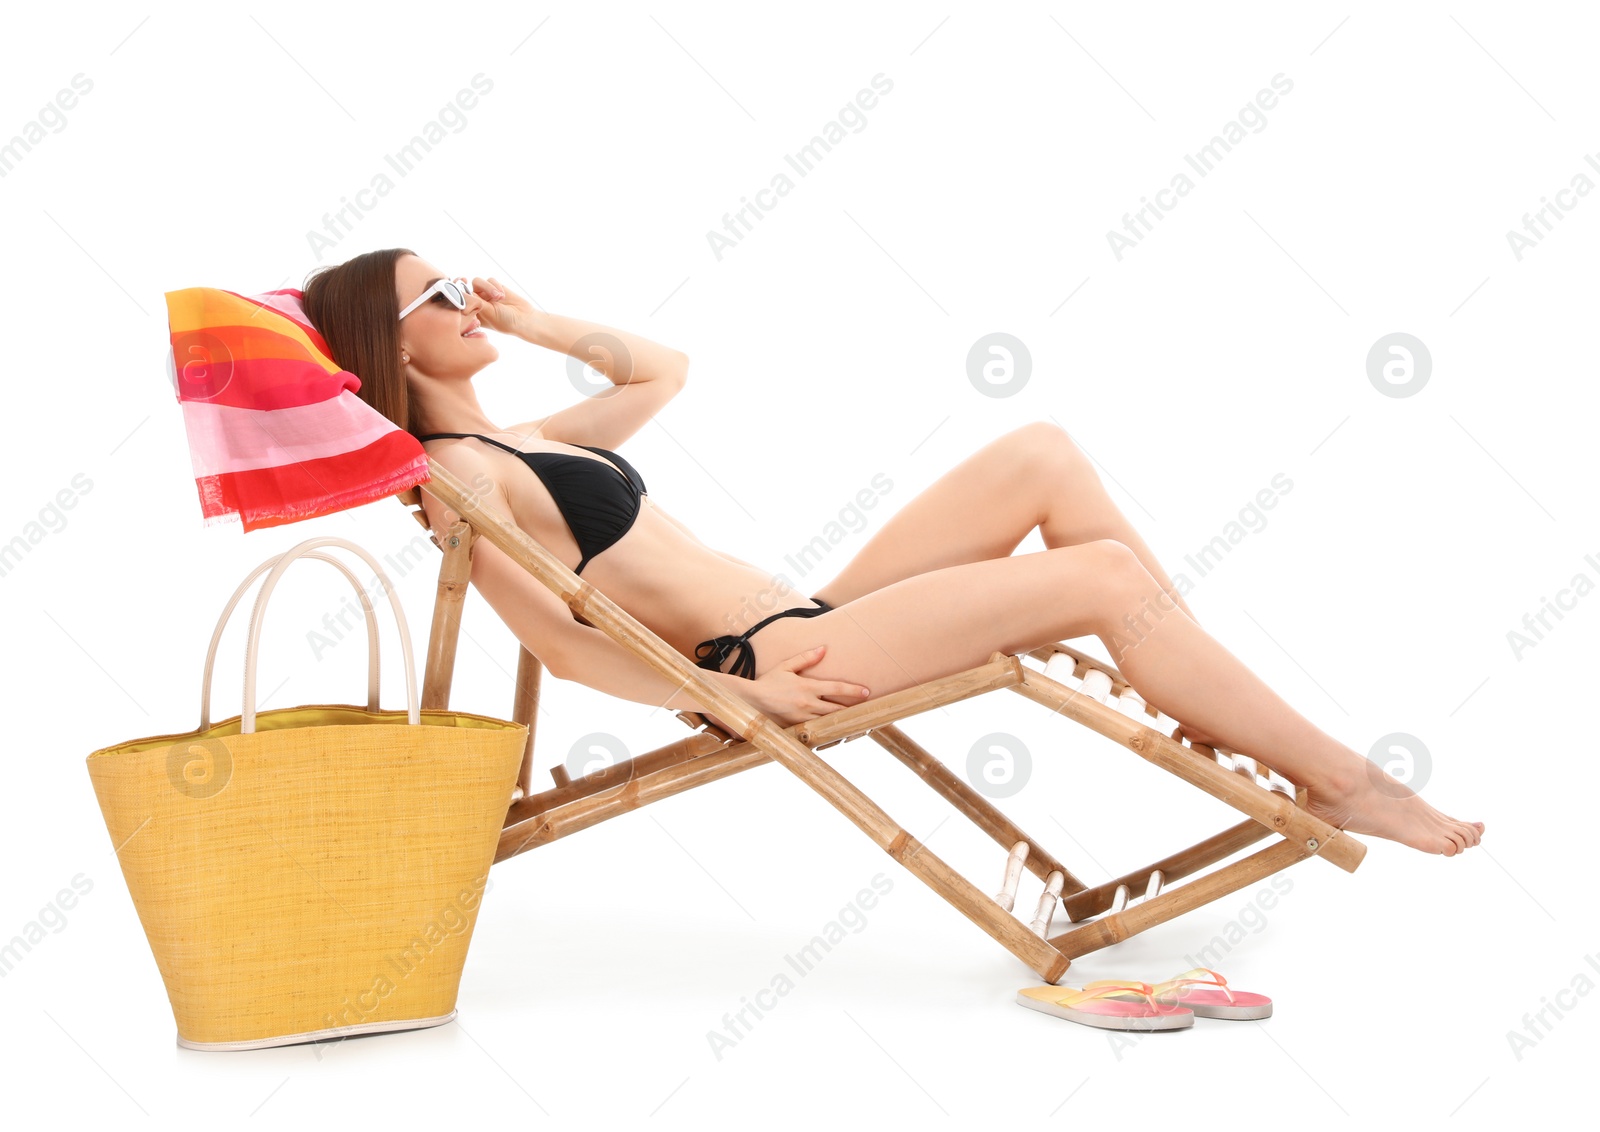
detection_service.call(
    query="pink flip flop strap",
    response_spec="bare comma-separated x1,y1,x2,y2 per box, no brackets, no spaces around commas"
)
1152,967,1236,1004
1055,980,1156,1008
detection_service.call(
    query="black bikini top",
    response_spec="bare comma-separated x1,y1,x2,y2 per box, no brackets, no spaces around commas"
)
416,432,648,575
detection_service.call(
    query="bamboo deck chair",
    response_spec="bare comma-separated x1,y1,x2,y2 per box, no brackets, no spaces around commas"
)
399,462,1365,983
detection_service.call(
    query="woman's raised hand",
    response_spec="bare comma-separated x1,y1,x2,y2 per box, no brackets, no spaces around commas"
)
471,276,536,339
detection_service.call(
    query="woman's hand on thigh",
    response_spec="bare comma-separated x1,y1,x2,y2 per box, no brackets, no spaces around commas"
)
707,645,871,730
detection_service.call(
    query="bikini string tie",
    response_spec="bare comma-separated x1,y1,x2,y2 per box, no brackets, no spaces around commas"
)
694,602,832,679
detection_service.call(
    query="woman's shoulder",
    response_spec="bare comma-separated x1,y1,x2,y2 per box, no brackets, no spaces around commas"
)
415,439,516,528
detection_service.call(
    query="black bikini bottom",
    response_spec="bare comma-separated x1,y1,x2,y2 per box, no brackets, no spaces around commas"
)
693,597,834,679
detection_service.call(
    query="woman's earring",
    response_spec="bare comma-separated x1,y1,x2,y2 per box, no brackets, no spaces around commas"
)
401,353,409,363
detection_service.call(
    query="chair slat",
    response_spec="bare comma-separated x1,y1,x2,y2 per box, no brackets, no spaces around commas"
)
994,841,1029,912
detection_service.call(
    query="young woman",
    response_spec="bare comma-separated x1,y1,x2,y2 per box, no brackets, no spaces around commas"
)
302,248,1482,856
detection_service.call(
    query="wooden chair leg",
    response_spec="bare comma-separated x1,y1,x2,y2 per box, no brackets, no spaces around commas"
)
511,646,542,800
1062,819,1268,922
422,520,474,711
1049,838,1309,959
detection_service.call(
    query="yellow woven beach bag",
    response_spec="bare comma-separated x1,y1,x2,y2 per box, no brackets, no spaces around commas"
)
86,536,526,1051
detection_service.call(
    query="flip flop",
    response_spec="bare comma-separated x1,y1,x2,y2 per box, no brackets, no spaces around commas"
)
1016,980,1194,1032
1114,968,1273,1020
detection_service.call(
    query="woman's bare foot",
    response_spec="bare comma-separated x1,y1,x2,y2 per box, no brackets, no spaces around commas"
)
1167,720,1483,855
1306,762,1484,856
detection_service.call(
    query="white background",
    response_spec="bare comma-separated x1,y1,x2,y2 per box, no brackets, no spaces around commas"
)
3,0,1595,1125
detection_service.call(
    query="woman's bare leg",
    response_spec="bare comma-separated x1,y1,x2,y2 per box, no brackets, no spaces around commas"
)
757,539,1483,855
1087,552,1483,854
813,421,1340,754
816,421,1199,621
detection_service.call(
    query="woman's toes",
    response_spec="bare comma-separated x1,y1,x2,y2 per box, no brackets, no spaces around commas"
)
1307,769,1482,856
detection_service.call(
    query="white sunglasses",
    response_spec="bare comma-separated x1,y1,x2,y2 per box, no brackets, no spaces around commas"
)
398,276,473,321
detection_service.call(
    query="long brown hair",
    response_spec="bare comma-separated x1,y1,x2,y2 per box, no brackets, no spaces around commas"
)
302,247,416,432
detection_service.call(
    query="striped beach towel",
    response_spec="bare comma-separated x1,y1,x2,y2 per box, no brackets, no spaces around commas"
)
164,287,430,531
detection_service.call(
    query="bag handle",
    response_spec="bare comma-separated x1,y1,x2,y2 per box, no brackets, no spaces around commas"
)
199,551,382,731
205,537,420,735
240,537,420,734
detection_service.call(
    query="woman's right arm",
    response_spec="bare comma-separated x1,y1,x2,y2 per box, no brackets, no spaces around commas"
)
461,549,862,730
421,447,864,727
